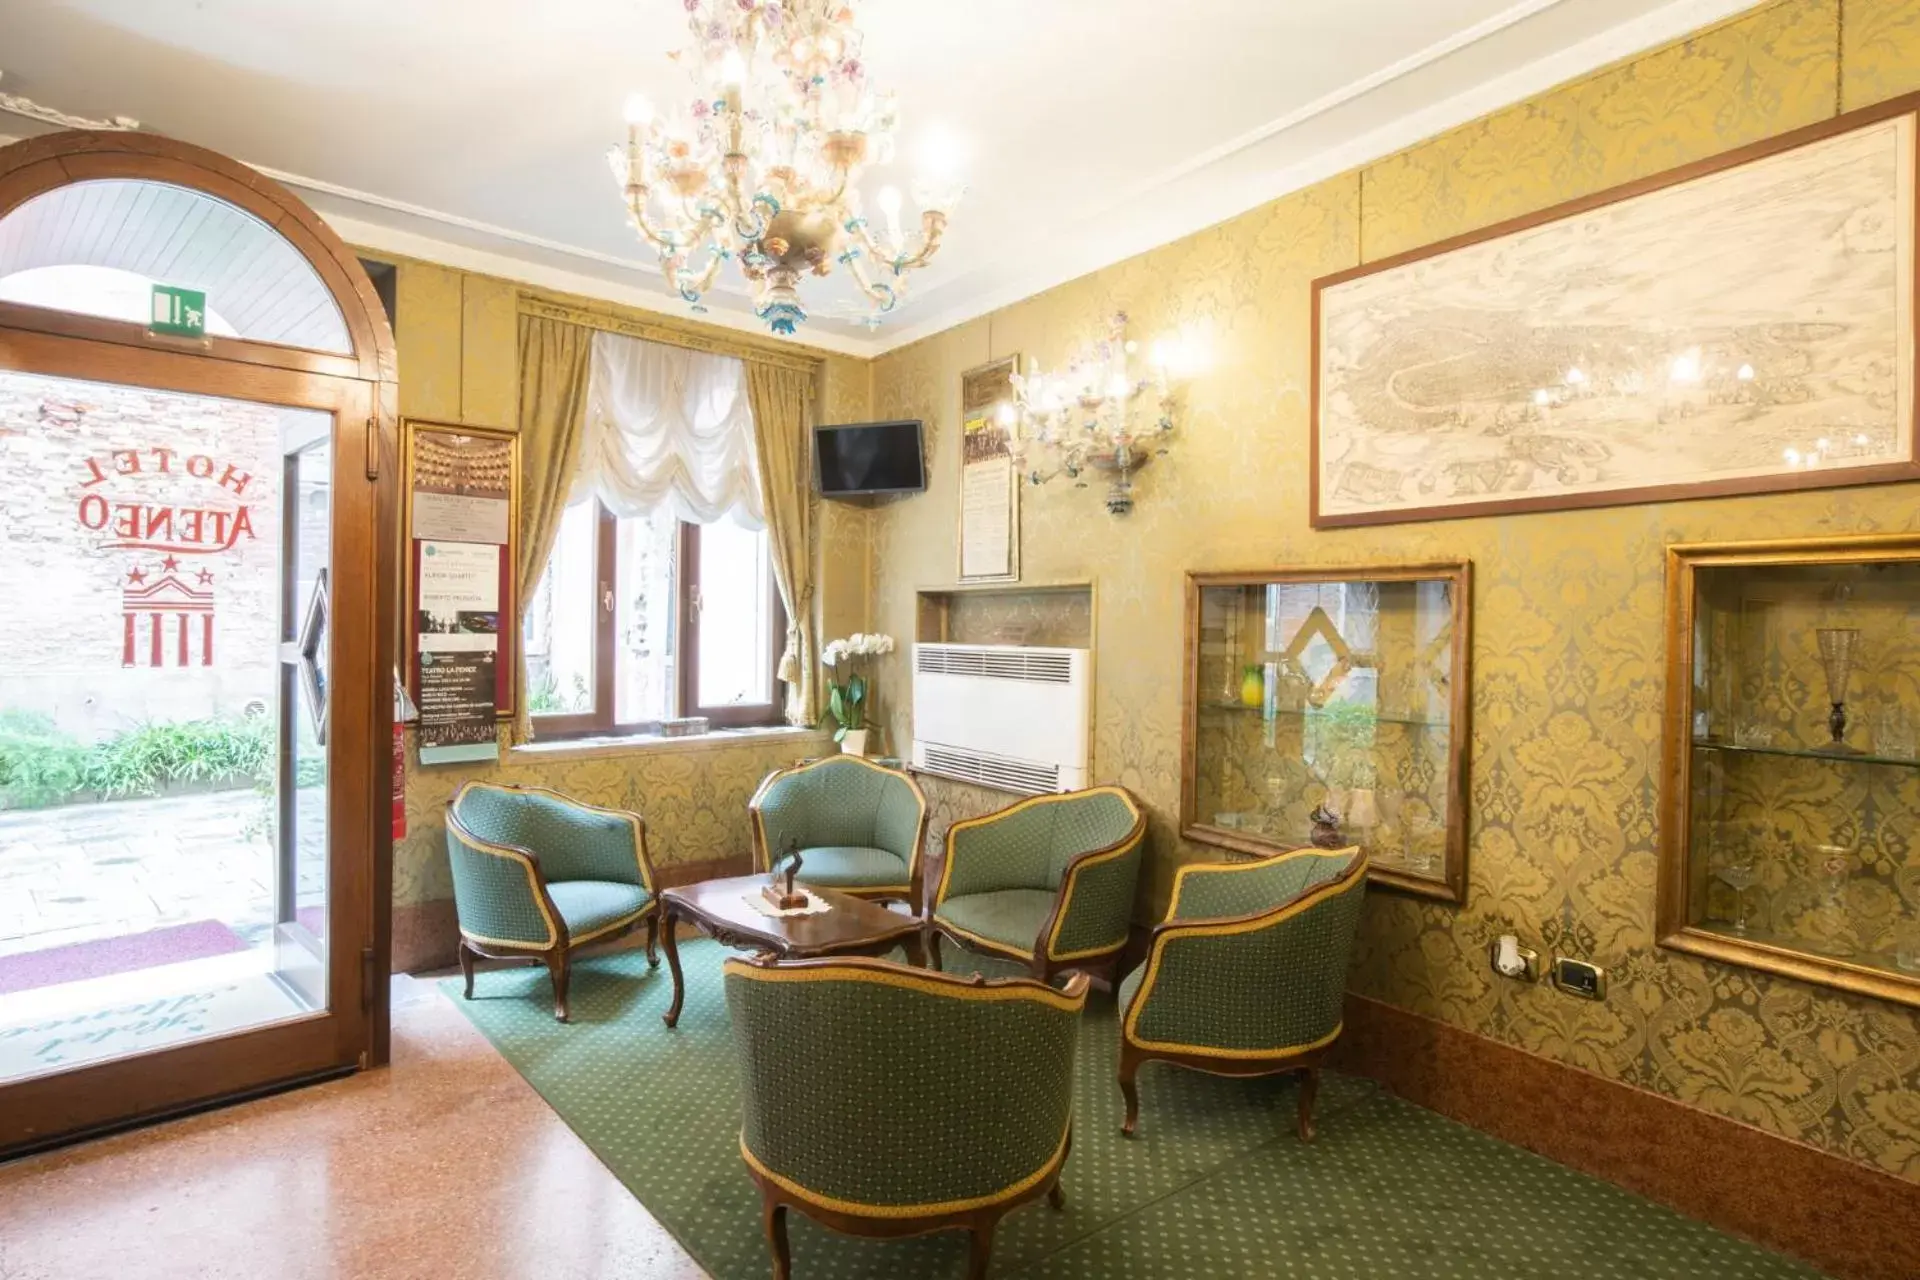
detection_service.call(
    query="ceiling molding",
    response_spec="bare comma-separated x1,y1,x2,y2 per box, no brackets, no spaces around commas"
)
2,0,1763,361
320,211,875,358
870,0,1763,354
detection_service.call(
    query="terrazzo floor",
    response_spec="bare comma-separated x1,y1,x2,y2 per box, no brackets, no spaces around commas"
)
0,972,704,1280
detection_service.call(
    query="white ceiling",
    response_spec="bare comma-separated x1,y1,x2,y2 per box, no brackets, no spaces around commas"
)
0,0,1760,356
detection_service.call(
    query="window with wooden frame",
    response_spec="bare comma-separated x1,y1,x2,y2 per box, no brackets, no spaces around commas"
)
521,500,785,737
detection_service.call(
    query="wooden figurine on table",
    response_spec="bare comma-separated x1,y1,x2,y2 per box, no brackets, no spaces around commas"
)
762,840,808,910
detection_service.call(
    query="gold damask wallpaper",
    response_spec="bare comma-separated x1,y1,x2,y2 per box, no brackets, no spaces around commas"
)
865,0,1920,1181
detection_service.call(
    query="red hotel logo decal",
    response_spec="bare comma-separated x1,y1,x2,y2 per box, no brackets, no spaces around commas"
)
76,446,258,554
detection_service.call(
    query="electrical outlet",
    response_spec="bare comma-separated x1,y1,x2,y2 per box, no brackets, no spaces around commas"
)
1488,935,1539,982
1549,956,1607,1000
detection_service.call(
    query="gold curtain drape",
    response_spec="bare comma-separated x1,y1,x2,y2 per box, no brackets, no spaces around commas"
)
512,313,594,743
747,360,819,727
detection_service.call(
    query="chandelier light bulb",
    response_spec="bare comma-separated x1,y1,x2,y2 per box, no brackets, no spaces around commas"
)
875,184,903,216
719,50,747,86
623,93,655,126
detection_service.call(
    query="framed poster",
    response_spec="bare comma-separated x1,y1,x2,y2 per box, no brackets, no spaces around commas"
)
959,355,1021,582
402,419,518,762
1311,96,1920,528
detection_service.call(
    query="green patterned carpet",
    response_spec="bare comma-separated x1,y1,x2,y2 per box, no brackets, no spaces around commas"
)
446,942,1826,1280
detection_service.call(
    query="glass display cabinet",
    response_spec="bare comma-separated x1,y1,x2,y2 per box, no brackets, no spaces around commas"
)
1660,536,1920,1007
1180,564,1472,903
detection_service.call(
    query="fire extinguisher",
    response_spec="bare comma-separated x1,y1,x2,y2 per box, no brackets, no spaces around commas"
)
394,669,419,841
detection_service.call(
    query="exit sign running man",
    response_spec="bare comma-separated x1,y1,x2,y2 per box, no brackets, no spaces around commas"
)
149,284,206,338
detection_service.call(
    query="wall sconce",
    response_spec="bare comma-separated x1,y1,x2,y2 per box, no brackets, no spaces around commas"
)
1009,312,1193,515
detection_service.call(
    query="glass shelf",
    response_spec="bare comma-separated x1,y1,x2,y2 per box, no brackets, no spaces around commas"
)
1692,738,1920,770
1201,703,1451,729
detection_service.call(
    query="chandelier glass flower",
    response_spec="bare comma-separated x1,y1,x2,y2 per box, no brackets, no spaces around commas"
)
1010,313,1185,516
608,1,962,335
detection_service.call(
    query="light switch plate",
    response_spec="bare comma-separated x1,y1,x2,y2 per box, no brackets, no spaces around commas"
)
1549,956,1607,1000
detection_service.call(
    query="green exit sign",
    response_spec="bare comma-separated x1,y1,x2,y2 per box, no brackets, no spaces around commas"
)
149,284,207,338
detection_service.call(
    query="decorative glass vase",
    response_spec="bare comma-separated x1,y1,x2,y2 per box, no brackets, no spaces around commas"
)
1814,627,1861,754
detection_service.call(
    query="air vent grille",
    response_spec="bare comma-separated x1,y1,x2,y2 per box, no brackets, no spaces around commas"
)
918,744,1060,796
915,645,1074,685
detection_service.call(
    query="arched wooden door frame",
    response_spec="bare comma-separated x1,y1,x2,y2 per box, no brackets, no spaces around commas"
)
0,129,399,1154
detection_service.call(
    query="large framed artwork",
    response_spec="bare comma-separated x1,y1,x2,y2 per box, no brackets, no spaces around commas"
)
1311,95,1920,528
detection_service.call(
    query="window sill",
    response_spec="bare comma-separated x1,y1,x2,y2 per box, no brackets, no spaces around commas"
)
508,723,829,764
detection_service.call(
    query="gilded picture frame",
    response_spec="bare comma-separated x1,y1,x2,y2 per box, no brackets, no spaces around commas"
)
1180,562,1473,904
1311,94,1920,529
1658,532,1920,1009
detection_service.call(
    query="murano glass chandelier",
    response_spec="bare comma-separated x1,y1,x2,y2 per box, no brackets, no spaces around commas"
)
608,0,963,335
1010,313,1190,516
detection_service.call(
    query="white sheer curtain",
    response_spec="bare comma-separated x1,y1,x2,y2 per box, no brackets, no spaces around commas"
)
570,330,765,527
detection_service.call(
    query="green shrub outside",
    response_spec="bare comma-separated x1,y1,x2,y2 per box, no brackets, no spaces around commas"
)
0,710,277,810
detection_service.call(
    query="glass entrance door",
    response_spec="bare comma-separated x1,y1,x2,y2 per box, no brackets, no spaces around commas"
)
0,368,373,1148
274,413,333,1011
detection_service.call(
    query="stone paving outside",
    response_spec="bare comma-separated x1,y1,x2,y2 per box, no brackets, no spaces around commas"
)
0,789,322,959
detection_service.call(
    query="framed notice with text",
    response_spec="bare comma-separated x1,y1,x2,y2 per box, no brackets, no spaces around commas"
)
1311,96,1920,528
959,355,1021,583
402,419,519,764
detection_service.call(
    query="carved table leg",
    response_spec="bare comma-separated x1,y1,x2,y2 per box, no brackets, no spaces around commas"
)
901,930,927,969
661,903,686,1029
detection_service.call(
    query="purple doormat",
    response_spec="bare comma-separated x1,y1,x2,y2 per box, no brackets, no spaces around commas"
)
0,920,250,996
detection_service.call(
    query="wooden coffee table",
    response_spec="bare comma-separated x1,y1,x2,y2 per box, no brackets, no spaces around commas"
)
657,873,927,1028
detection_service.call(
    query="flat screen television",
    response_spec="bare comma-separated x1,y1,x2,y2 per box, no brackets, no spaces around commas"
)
814,420,926,497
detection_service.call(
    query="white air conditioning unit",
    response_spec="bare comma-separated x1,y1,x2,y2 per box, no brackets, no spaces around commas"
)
911,643,1090,795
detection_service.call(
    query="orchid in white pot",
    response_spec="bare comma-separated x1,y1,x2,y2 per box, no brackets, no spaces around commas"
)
820,632,895,755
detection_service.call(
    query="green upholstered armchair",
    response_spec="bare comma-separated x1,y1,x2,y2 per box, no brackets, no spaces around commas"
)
748,756,929,906
445,781,659,1022
1118,845,1367,1141
928,786,1147,983
723,955,1087,1280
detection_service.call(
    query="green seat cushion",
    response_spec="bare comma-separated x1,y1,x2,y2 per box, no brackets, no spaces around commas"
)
1117,961,1145,1015
936,888,1056,955
791,845,909,890
548,880,650,941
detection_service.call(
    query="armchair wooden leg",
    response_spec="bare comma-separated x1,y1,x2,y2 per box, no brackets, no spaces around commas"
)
1047,1179,1066,1211
546,947,572,1023
762,1197,792,1280
644,913,660,969
1119,1046,1142,1138
966,1221,996,1280
926,926,943,972
458,939,477,1000
1296,1065,1320,1143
